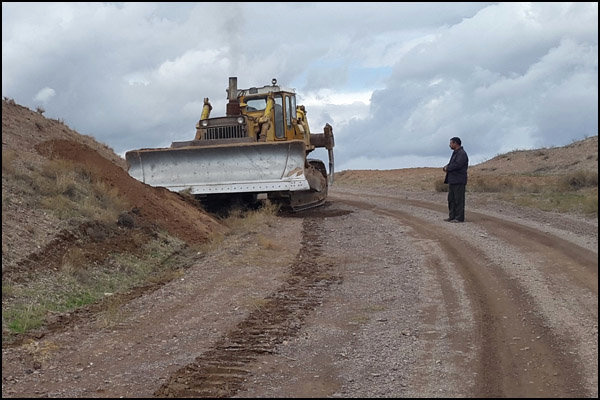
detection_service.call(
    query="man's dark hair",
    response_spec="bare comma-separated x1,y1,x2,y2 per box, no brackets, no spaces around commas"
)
450,137,461,146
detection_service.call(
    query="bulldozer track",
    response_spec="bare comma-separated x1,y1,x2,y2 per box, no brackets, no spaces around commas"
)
332,193,594,397
154,216,341,398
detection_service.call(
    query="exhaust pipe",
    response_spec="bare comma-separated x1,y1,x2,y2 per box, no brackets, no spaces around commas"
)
226,76,241,116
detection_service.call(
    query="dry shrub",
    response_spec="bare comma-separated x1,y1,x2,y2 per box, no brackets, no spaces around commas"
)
433,178,448,192
247,297,269,311
39,159,87,196
222,202,279,230
196,231,226,254
97,296,127,328
55,170,84,200
177,188,205,209
435,176,518,193
61,247,88,274
19,157,129,222
86,180,129,222
559,170,598,191
257,235,279,250
40,195,79,219
581,190,598,214
22,340,59,364
61,247,98,285
468,175,516,193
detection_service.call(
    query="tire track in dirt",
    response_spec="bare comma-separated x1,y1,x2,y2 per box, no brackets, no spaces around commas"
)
340,192,597,293
154,216,341,398
416,199,596,289
334,196,590,397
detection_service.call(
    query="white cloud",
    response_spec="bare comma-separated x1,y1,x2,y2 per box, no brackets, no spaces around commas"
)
333,2,598,169
2,2,597,171
34,87,56,103
299,89,373,108
155,49,229,83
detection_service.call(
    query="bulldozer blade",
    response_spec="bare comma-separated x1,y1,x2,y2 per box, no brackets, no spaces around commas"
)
126,140,312,195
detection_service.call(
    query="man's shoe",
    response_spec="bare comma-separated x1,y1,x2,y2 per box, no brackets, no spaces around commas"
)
444,218,454,222
450,219,464,223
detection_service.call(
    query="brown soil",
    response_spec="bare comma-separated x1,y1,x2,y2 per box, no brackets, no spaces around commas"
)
1,99,598,397
33,138,221,246
2,100,223,279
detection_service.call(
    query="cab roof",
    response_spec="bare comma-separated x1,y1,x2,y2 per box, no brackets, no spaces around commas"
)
237,83,295,97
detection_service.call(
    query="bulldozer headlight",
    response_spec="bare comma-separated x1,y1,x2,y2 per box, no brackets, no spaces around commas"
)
200,120,208,127
237,116,244,124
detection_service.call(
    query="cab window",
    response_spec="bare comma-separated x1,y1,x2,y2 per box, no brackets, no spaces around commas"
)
286,96,293,128
245,97,267,111
291,95,297,119
274,96,284,139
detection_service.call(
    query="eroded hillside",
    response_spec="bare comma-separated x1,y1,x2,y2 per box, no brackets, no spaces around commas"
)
2,99,224,342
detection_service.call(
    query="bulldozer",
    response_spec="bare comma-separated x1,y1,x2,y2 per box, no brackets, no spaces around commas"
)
125,77,334,212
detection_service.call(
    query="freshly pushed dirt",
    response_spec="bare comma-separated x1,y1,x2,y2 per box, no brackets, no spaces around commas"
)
2,186,597,398
34,139,222,246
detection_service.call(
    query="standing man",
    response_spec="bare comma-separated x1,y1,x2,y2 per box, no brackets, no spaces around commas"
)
443,137,469,223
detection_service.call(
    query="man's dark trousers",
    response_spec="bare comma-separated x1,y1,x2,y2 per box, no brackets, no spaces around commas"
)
448,184,466,222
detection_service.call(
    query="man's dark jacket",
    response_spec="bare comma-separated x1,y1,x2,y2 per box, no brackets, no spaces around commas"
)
444,146,469,185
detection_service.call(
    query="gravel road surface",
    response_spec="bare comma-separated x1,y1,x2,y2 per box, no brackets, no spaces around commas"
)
2,186,597,398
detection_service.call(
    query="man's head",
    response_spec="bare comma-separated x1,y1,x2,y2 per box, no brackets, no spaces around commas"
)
449,137,461,150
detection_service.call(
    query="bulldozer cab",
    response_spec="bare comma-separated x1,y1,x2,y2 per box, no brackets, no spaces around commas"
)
242,95,286,139
237,80,310,147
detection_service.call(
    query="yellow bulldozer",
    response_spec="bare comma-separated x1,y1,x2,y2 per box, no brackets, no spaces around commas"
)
125,77,334,211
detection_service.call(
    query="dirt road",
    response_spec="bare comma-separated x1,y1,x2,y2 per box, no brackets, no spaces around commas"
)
2,186,598,398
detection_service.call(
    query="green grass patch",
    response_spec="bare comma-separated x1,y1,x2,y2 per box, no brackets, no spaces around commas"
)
4,304,46,334
2,230,188,341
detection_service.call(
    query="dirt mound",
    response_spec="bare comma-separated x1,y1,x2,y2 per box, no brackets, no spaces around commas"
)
1,99,126,169
472,135,598,175
34,138,222,245
2,99,222,249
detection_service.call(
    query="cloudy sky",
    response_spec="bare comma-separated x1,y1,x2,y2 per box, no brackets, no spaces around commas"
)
2,2,598,171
